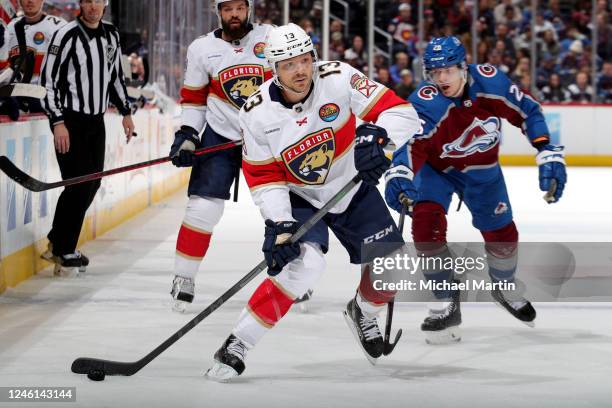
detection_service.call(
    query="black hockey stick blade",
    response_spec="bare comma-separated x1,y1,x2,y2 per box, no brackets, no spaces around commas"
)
0,140,241,193
71,175,362,377
382,204,407,355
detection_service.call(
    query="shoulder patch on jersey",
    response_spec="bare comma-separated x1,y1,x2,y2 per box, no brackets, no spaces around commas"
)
33,32,45,45
253,42,265,58
282,128,336,185
476,64,498,78
319,103,340,122
219,64,265,109
417,85,438,100
440,116,501,158
350,73,378,98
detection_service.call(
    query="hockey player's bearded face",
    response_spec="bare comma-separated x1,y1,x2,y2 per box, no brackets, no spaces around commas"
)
277,53,314,98
219,0,249,40
430,65,465,98
19,0,44,18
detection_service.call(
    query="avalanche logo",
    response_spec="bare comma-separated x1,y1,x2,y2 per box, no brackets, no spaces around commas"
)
476,64,498,78
219,64,265,109
319,103,339,122
253,42,266,58
33,32,45,45
494,202,508,215
282,128,336,185
440,117,501,158
418,85,438,100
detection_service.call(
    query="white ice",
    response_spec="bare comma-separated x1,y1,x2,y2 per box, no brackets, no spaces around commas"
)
1,167,611,408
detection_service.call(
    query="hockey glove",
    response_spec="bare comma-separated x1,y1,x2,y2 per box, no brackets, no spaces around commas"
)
536,145,566,203
384,143,417,213
262,219,301,276
170,126,200,167
354,123,391,185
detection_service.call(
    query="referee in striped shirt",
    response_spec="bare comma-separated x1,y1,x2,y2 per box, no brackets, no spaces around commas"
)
40,0,135,266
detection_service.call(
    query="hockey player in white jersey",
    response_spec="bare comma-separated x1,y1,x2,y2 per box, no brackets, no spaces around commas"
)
168,0,273,312
205,23,422,382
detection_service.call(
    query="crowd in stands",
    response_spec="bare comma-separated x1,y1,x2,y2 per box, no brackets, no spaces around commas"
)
254,0,612,104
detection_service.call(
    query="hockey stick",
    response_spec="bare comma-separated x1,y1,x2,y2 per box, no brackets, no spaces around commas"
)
0,83,46,98
382,203,406,356
0,140,242,192
71,174,362,377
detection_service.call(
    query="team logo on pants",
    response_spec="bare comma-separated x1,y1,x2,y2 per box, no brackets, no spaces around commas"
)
441,117,501,158
219,64,265,109
282,128,336,185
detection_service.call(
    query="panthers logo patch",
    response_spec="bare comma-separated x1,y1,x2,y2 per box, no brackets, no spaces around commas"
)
441,117,501,159
219,64,265,109
282,129,336,185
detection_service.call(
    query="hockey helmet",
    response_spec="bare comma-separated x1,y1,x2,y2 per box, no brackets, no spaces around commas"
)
264,23,318,88
423,36,467,82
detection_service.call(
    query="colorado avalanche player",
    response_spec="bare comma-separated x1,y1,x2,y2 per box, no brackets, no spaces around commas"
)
384,37,567,344
205,23,421,381
168,0,273,312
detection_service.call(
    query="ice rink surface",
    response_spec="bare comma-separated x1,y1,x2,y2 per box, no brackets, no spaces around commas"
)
1,167,611,408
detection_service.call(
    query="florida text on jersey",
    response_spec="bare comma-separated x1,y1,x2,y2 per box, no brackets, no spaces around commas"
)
179,23,273,141
240,60,421,221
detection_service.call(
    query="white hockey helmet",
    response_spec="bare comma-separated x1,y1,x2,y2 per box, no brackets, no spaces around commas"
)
264,23,318,88
215,0,252,27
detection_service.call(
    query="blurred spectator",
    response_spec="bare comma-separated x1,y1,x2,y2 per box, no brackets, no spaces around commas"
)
512,57,530,83
539,29,561,62
329,31,345,61
447,1,471,35
597,61,612,103
394,69,416,100
559,40,587,84
568,71,594,102
535,55,557,88
540,73,570,102
596,11,612,60
344,35,367,69
128,53,145,81
487,49,510,74
495,23,517,60
389,51,410,85
534,12,557,41
494,0,522,27
299,18,320,47
376,66,393,88
388,3,416,56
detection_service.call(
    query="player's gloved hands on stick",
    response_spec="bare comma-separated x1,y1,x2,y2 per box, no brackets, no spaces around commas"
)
262,219,301,276
354,123,391,185
536,144,566,203
170,126,200,167
384,143,417,213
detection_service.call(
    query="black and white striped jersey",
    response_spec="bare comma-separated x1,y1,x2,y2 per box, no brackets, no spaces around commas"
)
41,17,130,125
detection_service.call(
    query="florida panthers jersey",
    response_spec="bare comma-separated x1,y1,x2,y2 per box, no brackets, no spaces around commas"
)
0,14,66,83
406,64,550,175
240,61,421,221
179,23,273,140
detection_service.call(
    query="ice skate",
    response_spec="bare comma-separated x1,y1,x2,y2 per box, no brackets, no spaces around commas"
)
294,289,313,312
205,334,249,383
421,288,462,345
170,276,195,313
41,244,88,276
343,297,384,365
492,288,536,327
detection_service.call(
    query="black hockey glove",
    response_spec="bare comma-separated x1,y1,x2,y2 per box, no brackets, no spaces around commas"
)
262,219,301,276
170,126,200,167
354,123,391,185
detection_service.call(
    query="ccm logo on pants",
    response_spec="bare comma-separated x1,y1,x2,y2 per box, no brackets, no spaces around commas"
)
363,225,394,244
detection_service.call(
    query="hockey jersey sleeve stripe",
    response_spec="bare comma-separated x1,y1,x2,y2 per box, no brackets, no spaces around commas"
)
360,88,411,123
333,114,357,159
242,159,289,190
180,85,209,106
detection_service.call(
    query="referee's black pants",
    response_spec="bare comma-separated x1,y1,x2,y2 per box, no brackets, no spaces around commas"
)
48,111,105,256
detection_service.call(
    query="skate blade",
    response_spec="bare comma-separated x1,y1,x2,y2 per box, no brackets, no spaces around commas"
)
424,326,462,345
342,310,378,366
52,264,81,278
493,302,536,328
204,362,239,383
172,300,189,313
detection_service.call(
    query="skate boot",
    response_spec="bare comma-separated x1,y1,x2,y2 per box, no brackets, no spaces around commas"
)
42,245,88,276
343,296,384,365
421,288,462,345
205,334,249,382
294,289,313,312
170,276,195,313
492,288,536,327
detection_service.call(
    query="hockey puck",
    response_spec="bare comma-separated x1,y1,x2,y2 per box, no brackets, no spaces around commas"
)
87,370,106,381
